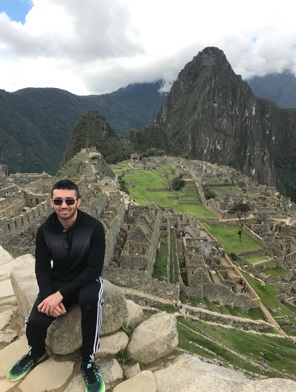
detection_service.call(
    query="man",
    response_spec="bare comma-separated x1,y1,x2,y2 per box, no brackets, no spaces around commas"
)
7,179,106,392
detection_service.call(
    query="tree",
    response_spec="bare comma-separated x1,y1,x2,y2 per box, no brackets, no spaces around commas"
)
170,175,185,191
228,203,251,221
204,187,216,200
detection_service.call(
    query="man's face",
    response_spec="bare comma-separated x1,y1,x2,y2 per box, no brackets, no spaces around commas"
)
50,189,82,224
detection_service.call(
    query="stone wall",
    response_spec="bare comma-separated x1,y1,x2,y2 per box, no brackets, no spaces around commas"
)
186,306,272,331
242,225,264,245
119,208,161,274
0,185,18,197
0,200,52,239
285,250,296,268
183,282,260,311
99,192,126,267
103,266,179,300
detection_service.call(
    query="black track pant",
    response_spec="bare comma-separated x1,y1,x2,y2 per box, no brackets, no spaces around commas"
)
25,277,103,364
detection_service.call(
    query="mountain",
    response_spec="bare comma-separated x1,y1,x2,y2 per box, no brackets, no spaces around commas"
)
248,72,296,108
2,47,296,201
0,82,165,174
59,110,132,169
130,47,296,201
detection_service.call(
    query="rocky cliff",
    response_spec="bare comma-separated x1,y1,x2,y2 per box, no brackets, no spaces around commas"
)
136,47,296,201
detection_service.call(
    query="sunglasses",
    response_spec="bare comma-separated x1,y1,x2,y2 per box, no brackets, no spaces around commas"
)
52,198,79,206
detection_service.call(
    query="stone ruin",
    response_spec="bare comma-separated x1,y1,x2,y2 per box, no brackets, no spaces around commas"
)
1,149,296,320
0,164,8,177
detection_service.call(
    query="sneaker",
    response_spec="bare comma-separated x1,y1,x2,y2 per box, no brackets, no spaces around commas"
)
81,362,105,392
7,350,48,382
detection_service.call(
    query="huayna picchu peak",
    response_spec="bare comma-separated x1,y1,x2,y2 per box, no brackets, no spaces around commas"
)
131,47,296,201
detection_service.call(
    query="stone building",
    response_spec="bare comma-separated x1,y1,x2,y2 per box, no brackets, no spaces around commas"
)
119,208,160,275
0,164,8,177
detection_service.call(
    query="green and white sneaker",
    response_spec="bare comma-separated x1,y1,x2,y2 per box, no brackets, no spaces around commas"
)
81,362,105,392
7,350,48,382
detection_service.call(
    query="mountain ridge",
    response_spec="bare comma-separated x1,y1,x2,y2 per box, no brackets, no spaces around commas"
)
2,48,296,200
0,82,164,174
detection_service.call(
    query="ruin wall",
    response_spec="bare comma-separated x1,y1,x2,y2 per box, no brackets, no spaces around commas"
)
183,283,260,311
99,195,126,267
0,200,52,239
103,266,179,300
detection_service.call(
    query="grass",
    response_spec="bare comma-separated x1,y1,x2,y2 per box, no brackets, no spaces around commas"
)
169,229,179,283
245,255,266,264
143,307,293,379
177,317,296,379
202,223,264,254
114,163,216,219
241,271,296,328
263,267,287,277
177,319,280,378
153,243,168,280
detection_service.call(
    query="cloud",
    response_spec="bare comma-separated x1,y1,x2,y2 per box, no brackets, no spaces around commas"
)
0,0,296,95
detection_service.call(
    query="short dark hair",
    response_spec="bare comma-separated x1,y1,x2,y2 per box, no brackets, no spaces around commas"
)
51,179,80,198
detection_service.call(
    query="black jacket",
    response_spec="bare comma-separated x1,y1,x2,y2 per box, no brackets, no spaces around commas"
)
35,209,105,299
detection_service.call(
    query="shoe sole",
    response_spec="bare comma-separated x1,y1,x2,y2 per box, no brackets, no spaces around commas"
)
84,381,105,392
7,352,49,382
83,374,105,392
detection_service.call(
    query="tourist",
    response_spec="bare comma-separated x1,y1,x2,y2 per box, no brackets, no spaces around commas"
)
7,179,106,392
173,302,179,314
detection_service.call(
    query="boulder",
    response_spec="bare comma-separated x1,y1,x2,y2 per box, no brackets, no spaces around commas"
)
113,370,157,392
10,259,38,318
10,260,128,355
0,254,34,281
0,246,13,266
98,330,129,359
127,312,178,364
153,353,296,392
125,299,144,328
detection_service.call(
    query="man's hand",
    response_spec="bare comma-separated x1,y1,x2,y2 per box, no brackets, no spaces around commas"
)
37,291,66,317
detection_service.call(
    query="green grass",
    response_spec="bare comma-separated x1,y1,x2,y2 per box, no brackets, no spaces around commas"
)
170,229,179,283
177,319,280,378
263,267,287,277
241,272,296,323
245,255,266,264
115,165,216,218
178,317,296,379
143,308,293,379
155,163,175,179
202,223,264,254
153,243,168,280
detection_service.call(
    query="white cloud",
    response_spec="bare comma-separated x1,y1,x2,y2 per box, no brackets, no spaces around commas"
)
0,0,296,95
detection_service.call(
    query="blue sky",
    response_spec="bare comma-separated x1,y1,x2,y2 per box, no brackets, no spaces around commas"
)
0,0,32,23
0,0,295,95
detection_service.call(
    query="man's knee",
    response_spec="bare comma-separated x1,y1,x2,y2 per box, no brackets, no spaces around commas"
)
79,282,102,309
79,292,99,310
27,309,54,330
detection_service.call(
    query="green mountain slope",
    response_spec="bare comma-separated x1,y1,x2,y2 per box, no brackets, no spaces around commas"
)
0,82,165,174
